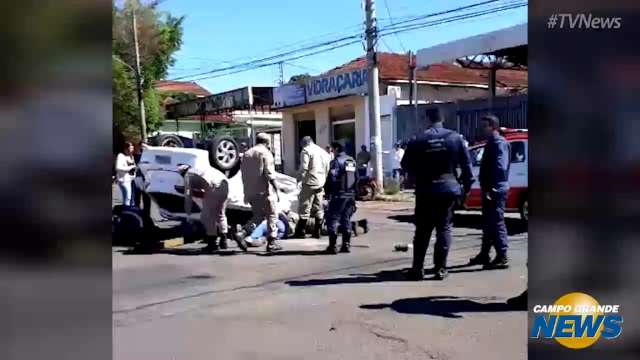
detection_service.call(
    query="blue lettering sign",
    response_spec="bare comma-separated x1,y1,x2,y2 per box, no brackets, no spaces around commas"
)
329,77,336,93
336,74,344,93
344,72,352,90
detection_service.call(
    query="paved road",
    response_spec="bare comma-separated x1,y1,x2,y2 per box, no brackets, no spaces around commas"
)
113,200,527,360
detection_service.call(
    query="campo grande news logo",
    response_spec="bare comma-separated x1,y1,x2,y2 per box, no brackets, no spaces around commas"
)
530,292,623,349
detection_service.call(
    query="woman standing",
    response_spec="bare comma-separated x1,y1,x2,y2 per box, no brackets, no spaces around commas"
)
115,142,137,206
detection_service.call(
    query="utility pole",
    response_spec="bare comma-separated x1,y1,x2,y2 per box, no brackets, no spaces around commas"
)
278,62,284,85
132,6,147,141
365,0,383,192
408,51,418,124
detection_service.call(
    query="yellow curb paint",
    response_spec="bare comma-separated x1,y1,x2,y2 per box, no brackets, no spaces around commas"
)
163,238,184,248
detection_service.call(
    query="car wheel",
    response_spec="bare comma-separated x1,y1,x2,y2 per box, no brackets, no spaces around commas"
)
159,134,184,148
208,135,239,171
520,197,528,223
112,207,146,246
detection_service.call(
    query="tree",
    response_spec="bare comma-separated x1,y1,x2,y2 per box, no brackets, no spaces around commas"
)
112,0,185,141
288,73,311,84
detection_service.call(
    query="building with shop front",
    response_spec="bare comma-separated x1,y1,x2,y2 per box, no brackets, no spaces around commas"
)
274,52,527,177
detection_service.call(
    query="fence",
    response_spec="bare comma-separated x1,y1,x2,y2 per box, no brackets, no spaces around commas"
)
395,94,527,145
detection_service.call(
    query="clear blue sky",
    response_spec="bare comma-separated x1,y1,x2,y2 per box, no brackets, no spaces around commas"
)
158,0,527,93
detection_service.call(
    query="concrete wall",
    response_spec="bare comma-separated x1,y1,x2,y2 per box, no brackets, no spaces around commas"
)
281,112,296,175
279,96,365,176
388,82,510,103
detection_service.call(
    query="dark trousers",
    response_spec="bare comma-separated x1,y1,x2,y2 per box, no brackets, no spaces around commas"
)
412,192,457,270
326,196,356,236
133,181,151,218
480,190,509,257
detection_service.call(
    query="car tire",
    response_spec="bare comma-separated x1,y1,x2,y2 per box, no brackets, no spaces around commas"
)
158,134,185,148
519,196,528,223
207,135,239,171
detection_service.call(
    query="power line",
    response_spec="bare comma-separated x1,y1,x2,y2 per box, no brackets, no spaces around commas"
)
170,0,526,82
189,40,362,82
382,0,407,52
379,1,527,37
170,33,362,81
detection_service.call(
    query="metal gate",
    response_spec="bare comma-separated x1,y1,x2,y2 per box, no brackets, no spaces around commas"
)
457,98,527,144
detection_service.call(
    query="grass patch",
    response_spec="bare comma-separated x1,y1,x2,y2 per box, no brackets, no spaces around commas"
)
383,178,400,195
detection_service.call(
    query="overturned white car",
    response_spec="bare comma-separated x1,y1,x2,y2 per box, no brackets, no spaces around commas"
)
137,146,300,229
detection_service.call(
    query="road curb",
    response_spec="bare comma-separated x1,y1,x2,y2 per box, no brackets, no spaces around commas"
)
163,238,185,248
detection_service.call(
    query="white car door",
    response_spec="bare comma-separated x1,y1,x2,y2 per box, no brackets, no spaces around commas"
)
508,140,528,189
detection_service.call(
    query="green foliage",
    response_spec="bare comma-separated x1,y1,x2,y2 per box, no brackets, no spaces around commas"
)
383,178,400,195
112,0,184,141
289,73,311,84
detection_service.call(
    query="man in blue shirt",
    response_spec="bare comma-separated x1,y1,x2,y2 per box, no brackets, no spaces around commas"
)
402,117,474,280
469,115,511,269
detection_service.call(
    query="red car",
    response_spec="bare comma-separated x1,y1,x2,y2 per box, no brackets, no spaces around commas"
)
463,129,528,222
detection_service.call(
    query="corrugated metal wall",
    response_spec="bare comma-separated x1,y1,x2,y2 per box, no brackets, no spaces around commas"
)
395,94,527,145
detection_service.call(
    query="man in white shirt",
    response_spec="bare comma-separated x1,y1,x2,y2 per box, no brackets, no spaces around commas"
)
392,143,405,182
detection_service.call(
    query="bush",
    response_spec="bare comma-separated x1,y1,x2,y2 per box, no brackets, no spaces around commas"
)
383,178,400,195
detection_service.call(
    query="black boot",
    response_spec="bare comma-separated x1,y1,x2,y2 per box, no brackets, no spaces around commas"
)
469,253,491,266
312,217,323,239
203,235,219,253
484,255,509,270
339,232,351,253
293,219,308,238
266,237,282,253
324,234,338,254
407,237,426,281
233,231,248,252
433,248,448,280
218,233,228,250
358,219,369,234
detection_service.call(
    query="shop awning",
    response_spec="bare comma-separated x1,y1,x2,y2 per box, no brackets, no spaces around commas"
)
416,23,527,67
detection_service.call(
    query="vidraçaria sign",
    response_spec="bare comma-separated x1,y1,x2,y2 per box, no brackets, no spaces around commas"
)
305,68,368,102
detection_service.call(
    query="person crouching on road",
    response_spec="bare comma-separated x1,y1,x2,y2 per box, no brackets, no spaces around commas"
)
468,115,511,270
179,165,248,253
401,116,474,280
240,133,282,253
324,142,359,254
294,136,330,239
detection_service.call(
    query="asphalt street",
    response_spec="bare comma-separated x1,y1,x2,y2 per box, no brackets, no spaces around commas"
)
113,196,528,360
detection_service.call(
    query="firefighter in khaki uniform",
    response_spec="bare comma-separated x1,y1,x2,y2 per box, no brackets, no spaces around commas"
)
178,164,248,253
240,133,282,252
293,136,330,239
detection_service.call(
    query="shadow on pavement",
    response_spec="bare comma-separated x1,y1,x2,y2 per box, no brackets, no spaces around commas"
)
360,296,525,318
256,250,328,257
286,265,487,286
388,213,527,235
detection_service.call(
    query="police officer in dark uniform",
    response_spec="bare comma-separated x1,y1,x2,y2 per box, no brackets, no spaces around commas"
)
401,116,474,280
324,142,359,254
469,115,511,269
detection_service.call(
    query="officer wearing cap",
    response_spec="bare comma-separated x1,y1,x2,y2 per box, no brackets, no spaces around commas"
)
469,114,511,269
401,116,474,280
324,142,359,254
240,132,282,252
